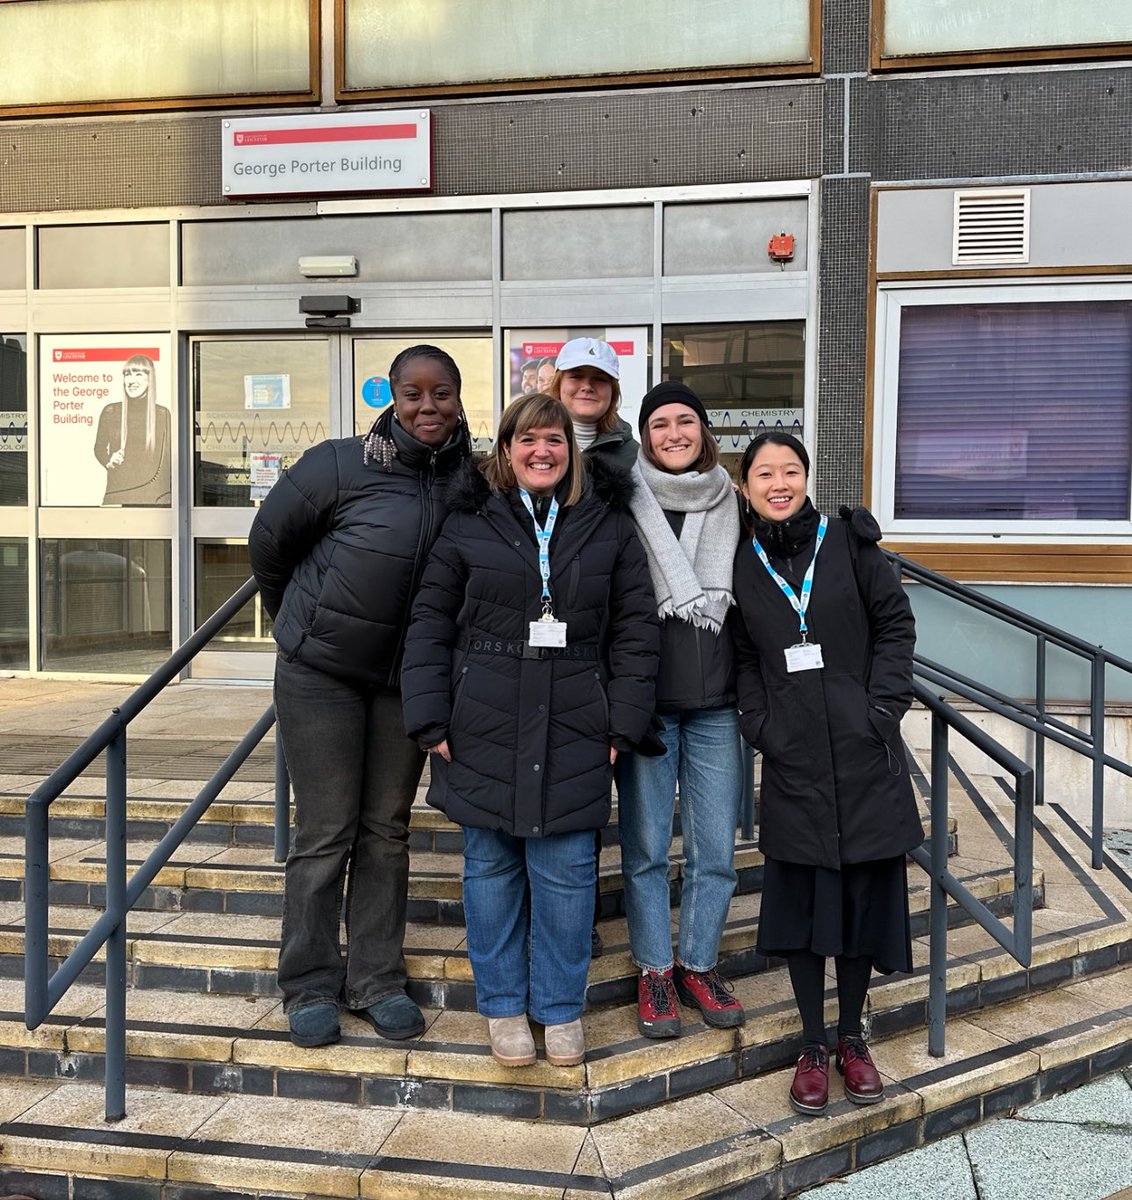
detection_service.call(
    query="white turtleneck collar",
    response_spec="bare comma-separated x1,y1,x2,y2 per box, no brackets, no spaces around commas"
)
572,420,598,451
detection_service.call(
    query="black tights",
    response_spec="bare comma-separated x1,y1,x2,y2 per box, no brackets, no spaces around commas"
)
786,951,872,1046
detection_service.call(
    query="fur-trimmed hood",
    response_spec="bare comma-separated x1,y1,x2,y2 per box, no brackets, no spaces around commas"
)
445,454,637,514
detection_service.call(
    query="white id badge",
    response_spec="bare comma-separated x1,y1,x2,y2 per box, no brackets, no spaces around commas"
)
529,620,568,648
785,642,824,672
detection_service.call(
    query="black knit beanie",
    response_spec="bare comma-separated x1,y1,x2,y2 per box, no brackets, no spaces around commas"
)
637,380,710,434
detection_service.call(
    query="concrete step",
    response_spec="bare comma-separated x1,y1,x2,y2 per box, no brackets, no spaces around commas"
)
1,956,1129,1198
0,831,773,923
1,888,1127,1127
0,852,1016,1008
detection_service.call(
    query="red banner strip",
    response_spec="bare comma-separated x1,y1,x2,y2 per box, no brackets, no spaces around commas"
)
232,124,418,148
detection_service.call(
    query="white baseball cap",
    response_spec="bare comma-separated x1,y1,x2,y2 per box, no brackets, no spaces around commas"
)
554,337,620,381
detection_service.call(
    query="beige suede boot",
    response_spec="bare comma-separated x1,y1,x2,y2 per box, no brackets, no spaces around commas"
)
544,1018,585,1067
487,1015,536,1067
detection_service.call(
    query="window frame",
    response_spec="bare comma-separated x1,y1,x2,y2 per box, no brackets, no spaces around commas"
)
0,0,320,118
871,0,1132,72
872,279,1132,539
334,0,821,102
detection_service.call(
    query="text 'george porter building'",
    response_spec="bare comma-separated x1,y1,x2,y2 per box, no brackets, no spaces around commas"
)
0,0,1130,704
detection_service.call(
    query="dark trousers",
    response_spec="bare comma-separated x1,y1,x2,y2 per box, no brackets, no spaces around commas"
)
274,656,425,1013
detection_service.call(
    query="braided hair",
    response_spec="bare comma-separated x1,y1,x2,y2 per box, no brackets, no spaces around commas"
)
362,344,466,469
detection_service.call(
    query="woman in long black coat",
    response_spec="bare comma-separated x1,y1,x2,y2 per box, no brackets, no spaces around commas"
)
732,432,922,1116
401,392,658,1069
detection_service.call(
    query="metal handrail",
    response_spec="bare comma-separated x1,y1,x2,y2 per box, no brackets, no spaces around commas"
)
908,681,1035,1056
21,549,1132,1101
887,550,1132,868
23,576,288,1122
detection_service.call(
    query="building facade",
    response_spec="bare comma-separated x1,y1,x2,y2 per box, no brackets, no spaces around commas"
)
0,0,1129,696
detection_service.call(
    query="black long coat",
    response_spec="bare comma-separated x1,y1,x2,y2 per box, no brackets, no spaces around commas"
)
401,466,659,837
732,501,923,869
248,409,469,688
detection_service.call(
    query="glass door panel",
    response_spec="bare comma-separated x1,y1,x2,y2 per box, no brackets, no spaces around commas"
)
352,337,496,450
193,338,331,507
661,321,806,479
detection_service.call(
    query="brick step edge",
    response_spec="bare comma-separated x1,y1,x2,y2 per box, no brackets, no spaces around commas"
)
1,917,1124,1128
1,987,1130,1197
0,867,1036,1009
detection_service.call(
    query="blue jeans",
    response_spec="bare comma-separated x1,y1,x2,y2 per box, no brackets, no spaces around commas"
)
462,826,596,1025
616,706,743,973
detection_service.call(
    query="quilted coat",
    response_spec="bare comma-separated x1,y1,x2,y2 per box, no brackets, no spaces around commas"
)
732,500,924,869
401,463,659,837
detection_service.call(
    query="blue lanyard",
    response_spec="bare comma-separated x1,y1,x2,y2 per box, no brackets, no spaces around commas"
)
752,514,827,642
518,489,559,617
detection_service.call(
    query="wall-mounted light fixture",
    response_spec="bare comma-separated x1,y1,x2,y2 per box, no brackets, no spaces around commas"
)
298,255,359,278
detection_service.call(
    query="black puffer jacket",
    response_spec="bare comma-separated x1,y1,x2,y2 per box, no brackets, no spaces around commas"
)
732,500,923,869
248,410,470,688
401,464,660,836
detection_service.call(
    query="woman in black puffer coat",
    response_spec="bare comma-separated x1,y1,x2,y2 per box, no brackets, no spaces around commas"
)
733,432,922,1118
401,392,659,1070
249,345,470,1051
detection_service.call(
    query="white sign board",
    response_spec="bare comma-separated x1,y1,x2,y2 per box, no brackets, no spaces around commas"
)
221,110,432,198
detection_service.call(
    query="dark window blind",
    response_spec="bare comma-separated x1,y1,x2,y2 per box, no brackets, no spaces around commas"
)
894,301,1132,520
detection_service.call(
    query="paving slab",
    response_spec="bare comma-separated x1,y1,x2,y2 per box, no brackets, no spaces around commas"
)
966,1113,1132,1200
800,1132,978,1198
1015,1071,1132,1126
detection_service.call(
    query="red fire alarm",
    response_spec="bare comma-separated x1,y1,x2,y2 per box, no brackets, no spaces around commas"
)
768,232,795,264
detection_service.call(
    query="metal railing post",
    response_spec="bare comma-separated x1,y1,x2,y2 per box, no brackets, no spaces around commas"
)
740,743,755,841
1034,634,1046,806
23,798,50,1027
1012,766,1034,966
104,724,128,1122
928,709,950,1058
274,724,290,864
1091,651,1105,870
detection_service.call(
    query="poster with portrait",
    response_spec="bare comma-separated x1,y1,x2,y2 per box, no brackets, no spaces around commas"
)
506,327,649,433
40,335,173,508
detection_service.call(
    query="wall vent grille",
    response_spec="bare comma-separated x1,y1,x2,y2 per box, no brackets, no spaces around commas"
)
952,189,1030,265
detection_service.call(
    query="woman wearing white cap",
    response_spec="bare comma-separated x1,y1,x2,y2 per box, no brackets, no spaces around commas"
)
547,336,640,956
548,337,638,473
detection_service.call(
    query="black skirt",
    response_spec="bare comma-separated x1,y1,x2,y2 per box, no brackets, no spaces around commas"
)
756,854,913,975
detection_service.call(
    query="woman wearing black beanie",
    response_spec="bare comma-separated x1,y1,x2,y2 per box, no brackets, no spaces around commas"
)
616,380,747,1038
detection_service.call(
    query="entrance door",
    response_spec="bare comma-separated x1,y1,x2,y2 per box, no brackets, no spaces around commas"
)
189,332,494,681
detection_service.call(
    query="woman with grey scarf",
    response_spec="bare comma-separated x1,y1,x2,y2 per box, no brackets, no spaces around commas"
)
616,380,747,1038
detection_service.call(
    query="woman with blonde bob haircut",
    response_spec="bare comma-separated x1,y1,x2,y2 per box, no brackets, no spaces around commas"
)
402,391,659,1070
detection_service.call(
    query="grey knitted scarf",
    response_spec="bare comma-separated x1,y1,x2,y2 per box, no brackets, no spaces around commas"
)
628,456,739,633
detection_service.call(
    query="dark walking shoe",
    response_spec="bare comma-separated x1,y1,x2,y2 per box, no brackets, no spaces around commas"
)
288,1001,340,1048
591,925,604,958
355,991,426,1040
674,964,746,1028
789,1043,830,1115
637,968,681,1038
836,1036,884,1104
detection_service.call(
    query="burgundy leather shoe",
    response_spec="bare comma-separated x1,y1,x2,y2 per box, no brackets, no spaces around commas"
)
836,1036,884,1104
789,1042,830,1115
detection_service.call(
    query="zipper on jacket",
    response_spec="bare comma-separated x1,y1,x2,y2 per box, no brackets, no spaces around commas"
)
388,452,437,687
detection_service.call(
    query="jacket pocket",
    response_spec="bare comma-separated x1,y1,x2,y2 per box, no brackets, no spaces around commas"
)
865,700,899,744
565,554,582,609
449,664,471,731
594,669,610,731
